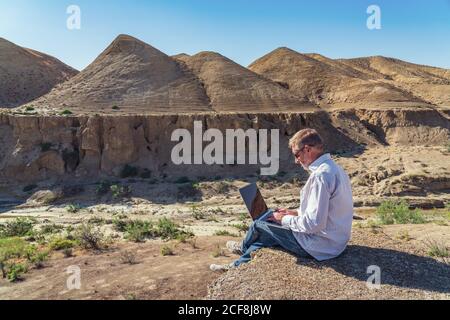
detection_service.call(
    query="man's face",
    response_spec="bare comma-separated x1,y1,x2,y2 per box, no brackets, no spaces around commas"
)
292,145,309,169
292,144,319,169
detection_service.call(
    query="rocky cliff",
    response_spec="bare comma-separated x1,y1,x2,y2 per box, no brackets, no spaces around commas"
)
0,107,448,184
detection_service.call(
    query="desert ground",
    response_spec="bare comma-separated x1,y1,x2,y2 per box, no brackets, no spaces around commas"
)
0,146,449,300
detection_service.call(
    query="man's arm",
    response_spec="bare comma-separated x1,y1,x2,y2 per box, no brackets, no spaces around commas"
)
280,174,331,234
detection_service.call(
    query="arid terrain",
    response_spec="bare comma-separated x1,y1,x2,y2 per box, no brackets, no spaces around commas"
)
0,34,449,300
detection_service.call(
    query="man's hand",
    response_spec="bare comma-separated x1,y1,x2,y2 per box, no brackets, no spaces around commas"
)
268,208,298,224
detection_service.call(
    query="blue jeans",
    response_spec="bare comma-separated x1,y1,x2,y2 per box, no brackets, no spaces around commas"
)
233,220,312,267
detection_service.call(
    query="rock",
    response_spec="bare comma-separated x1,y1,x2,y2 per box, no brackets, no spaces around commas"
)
25,189,63,206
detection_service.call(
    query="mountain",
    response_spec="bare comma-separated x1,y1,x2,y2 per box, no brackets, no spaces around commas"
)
249,47,429,108
0,38,77,108
175,51,317,112
339,56,450,106
31,35,213,114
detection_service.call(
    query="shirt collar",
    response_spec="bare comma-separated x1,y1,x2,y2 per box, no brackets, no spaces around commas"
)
308,153,331,172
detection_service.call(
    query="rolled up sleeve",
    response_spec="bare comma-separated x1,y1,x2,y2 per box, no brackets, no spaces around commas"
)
281,174,331,234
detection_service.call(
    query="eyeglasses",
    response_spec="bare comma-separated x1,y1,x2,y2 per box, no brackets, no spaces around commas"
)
293,145,307,158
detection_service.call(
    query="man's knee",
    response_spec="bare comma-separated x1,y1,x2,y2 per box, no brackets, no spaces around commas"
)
253,220,270,232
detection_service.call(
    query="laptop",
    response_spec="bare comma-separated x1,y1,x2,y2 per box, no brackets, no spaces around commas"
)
239,183,275,222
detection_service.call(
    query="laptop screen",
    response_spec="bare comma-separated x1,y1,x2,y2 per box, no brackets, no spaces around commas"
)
239,183,269,220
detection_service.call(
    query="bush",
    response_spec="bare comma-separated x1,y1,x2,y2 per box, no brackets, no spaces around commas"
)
25,106,35,112
49,237,77,251
161,245,174,256
425,239,449,258
6,263,28,282
110,184,132,199
120,250,138,264
40,223,64,235
0,218,36,238
26,246,49,269
376,200,426,225
156,217,191,240
60,109,73,116
66,204,82,214
124,221,154,243
74,224,107,250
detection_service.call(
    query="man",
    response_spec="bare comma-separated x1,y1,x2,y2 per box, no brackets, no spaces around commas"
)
210,128,354,272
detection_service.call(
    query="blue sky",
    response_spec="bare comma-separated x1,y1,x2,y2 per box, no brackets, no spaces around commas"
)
1,0,449,71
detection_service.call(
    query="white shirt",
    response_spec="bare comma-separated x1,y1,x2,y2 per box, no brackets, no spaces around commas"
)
281,153,354,261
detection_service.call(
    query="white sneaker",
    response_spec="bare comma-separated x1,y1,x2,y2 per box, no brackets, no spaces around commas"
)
226,241,243,255
210,263,234,272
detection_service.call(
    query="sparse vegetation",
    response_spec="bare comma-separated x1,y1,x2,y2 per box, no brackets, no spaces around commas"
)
74,224,107,251
376,200,426,225
110,184,132,199
6,263,28,282
396,230,412,241
161,245,174,256
191,205,205,220
214,230,239,237
231,223,249,233
25,106,35,112
212,244,226,258
49,237,77,251
66,204,82,213
112,105,120,110
0,218,36,238
60,109,73,116
424,239,449,259
120,250,138,264
123,220,154,243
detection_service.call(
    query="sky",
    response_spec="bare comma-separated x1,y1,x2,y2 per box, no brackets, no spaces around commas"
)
0,0,449,71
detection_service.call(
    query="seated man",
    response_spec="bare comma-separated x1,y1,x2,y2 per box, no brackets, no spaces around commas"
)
210,128,354,272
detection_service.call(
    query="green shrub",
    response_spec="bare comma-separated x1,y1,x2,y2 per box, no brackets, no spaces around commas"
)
124,221,154,243
112,105,120,110
25,106,35,112
376,200,426,225
0,237,29,261
161,245,174,256
26,246,49,269
0,218,36,238
40,223,64,235
6,263,27,282
214,230,239,237
60,109,73,116
156,217,192,240
49,237,77,251
66,204,82,214
110,184,132,199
